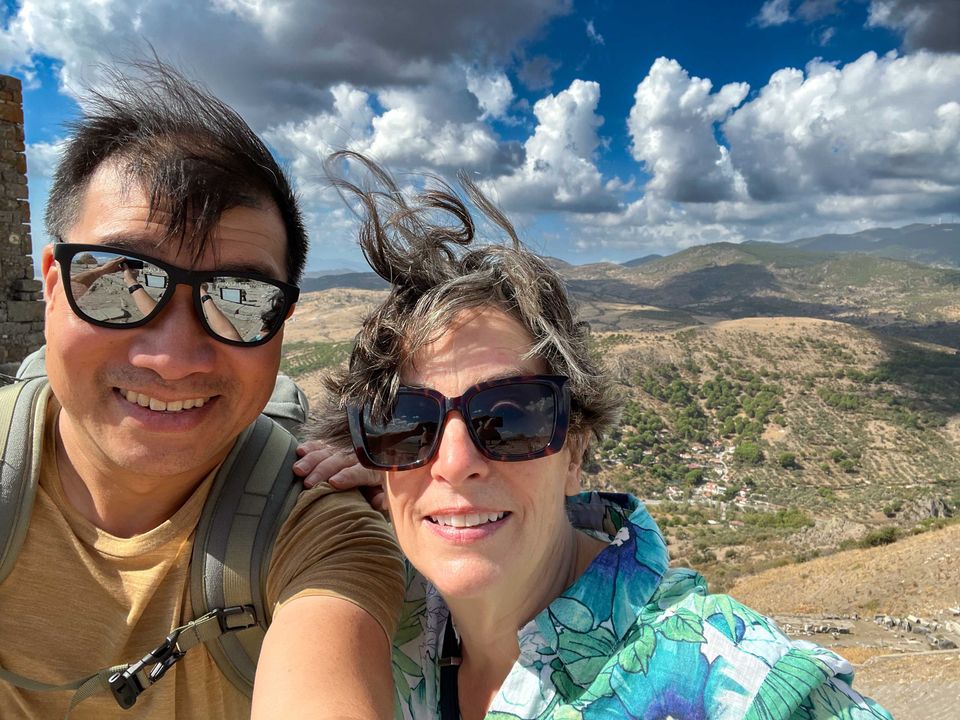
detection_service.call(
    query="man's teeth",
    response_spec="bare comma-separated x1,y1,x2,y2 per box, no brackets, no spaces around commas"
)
431,512,506,528
122,389,209,412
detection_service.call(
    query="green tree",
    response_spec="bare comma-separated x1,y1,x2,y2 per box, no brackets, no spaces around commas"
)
734,441,764,465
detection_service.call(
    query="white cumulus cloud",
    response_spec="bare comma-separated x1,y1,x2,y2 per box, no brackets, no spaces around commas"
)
628,58,749,203
724,51,960,202
466,69,514,120
486,79,618,213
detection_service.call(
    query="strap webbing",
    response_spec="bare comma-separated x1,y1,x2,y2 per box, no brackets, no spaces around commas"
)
0,378,50,583
439,619,462,720
190,413,301,696
0,606,256,718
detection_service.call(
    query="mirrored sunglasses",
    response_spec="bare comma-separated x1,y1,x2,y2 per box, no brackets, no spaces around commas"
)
54,243,299,346
348,375,571,470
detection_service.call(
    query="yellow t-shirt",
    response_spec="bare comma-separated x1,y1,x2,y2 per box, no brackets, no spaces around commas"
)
0,398,404,719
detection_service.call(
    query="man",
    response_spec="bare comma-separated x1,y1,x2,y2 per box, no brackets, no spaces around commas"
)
0,64,402,718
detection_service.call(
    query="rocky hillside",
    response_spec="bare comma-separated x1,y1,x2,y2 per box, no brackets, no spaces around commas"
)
283,301,960,591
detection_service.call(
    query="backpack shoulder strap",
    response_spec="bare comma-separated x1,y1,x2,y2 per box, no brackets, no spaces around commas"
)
0,377,51,584
190,412,302,696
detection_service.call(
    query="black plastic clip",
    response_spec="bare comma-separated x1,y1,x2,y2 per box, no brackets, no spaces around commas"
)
214,604,258,633
108,629,185,709
106,606,256,709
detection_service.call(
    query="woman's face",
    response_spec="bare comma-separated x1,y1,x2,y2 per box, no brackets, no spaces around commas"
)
384,307,584,602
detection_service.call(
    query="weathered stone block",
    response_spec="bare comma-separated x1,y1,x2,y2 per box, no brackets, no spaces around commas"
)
7,300,44,322
7,182,27,199
0,103,23,124
0,76,22,93
12,278,41,293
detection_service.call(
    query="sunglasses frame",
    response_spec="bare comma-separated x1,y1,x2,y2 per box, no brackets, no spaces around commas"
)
348,374,571,470
53,242,300,347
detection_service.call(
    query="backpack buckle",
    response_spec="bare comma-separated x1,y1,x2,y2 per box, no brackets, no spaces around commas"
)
107,671,143,710
107,629,185,709
214,604,259,633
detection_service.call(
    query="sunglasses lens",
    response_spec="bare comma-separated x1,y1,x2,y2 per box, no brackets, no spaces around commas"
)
67,249,168,324
202,277,290,344
62,247,291,345
468,383,557,458
362,393,442,467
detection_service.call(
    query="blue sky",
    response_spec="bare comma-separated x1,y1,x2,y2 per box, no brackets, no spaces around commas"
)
1,0,958,271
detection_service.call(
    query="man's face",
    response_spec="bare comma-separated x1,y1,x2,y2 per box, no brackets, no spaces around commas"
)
42,163,291,484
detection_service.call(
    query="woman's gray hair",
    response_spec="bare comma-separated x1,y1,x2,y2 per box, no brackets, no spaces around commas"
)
314,151,620,451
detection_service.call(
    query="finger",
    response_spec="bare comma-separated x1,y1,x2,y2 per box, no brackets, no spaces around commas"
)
301,451,362,487
295,439,335,459
326,464,380,490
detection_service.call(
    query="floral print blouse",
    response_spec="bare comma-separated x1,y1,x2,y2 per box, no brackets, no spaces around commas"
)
391,491,892,719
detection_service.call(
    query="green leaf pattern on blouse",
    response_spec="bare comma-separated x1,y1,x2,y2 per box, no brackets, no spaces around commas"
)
391,492,892,720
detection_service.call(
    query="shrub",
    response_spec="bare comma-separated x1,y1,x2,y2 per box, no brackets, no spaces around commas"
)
859,526,898,547
778,452,799,469
838,458,858,474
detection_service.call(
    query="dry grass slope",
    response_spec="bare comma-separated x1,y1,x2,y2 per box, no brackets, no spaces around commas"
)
730,521,960,617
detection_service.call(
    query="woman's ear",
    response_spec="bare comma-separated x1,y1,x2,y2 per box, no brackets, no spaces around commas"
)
564,433,589,496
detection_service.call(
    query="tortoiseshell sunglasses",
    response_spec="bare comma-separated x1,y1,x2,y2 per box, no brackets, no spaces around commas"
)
348,375,571,470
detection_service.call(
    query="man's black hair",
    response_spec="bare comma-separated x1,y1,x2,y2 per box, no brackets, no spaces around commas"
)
46,61,307,284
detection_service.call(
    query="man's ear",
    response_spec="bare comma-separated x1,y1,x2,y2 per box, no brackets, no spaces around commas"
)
40,243,58,301
564,432,589,496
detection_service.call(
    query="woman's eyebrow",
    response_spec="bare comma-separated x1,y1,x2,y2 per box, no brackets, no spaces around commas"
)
402,367,532,390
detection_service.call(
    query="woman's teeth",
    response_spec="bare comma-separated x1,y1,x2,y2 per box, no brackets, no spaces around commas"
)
430,511,506,528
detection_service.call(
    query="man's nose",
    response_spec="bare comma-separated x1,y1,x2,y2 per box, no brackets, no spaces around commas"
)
127,285,217,380
430,412,489,483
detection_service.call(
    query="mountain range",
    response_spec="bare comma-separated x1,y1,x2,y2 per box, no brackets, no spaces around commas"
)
300,223,960,348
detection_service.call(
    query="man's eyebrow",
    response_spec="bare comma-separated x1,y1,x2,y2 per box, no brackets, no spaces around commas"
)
209,261,278,277
91,235,152,253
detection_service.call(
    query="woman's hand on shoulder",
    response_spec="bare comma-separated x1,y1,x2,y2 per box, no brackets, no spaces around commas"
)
294,440,387,512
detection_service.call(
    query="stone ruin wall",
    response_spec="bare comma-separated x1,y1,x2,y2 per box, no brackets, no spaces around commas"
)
0,74,43,377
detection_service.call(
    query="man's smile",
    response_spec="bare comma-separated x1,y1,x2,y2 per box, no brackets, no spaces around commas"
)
116,387,214,413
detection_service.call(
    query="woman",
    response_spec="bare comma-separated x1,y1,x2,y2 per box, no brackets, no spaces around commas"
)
299,153,890,720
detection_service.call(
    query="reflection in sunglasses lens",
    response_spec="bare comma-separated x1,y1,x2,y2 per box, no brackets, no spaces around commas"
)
363,381,558,467
66,249,289,344
470,384,555,456
70,250,167,325
364,394,441,467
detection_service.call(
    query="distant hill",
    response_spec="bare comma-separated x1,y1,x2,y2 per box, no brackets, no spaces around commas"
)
295,230,960,348
784,223,960,267
558,242,960,347
621,253,663,267
300,272,388,293
303,268,367,278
